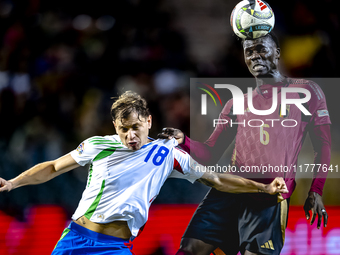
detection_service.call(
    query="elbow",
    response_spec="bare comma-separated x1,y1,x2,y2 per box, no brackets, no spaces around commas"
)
201,173,224,191
212,174,242,193
213,182,225,192
40,161,57,172
50,161,58,172
212,177,231,193
37,161,58,182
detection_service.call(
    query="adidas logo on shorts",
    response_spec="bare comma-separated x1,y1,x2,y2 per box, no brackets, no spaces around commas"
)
261,240,275,250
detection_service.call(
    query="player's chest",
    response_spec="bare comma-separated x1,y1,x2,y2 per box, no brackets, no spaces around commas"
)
234,94,308,144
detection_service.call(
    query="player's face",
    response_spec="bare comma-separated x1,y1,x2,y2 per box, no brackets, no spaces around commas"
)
243,36,280,78
114,112,152,151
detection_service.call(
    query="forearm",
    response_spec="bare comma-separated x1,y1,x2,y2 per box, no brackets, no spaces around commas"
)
9,161,59,190
199,172,266,193
216,173,267,193
9,154,78,190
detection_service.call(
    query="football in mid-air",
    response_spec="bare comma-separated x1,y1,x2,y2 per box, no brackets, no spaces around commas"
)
230,0,275,39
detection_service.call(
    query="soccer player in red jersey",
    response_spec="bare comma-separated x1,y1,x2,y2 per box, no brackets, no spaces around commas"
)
160,33,331,255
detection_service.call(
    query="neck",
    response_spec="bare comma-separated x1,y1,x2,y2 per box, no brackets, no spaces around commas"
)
255,72,285,88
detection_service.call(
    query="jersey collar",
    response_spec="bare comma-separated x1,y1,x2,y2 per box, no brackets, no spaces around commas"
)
256,78,289,98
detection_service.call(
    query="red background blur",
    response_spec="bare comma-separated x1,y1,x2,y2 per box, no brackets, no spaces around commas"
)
1,205,339,255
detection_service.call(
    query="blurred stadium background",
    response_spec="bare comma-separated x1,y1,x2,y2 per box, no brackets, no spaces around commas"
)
0,0,339,254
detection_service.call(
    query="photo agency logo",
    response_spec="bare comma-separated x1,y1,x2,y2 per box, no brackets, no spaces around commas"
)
198,83,312,128
198,82,223,115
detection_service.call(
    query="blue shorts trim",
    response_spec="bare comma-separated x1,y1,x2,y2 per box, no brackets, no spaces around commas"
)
52,221,133,255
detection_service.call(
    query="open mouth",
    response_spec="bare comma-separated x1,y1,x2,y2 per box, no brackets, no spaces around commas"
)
128,142,138,148
253,64,265,71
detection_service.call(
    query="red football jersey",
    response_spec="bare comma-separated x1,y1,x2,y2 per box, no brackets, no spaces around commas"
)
183,79,331,198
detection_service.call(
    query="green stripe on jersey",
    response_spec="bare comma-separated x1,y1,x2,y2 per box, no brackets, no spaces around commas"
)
93,148,118,161
87,164,93,187
88,137,121,144
92,142,122,145
88,136,108,141
54,228,71,249
88,137,123,148
89,139,120,143
84,179,106,220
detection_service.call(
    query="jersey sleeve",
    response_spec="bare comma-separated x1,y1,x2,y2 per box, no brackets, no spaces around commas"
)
205,98,236,146
168,147,205,183
180,99,237,165
303,81,331,195
306,81,331,126
309,124,332,196
70,136,122,166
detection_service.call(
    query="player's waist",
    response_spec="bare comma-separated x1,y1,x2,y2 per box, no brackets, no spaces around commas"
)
74,215,132,239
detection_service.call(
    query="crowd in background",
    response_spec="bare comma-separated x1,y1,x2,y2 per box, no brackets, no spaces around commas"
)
0,0,339,219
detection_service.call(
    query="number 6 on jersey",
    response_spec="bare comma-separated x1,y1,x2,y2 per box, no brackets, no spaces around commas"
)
260,124,270,145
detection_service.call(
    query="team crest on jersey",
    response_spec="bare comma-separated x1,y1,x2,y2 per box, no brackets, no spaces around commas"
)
279,104,290,118
76,142,85,155
96,213,105,220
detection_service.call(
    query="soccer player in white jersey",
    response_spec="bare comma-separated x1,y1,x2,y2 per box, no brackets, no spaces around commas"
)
0,91,288,254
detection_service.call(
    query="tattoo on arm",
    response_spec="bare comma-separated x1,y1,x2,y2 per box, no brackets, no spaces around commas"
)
81,217,86,225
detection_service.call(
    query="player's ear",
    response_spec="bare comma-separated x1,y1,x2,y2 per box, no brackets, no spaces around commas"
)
147,115,152,129
275,47,281,60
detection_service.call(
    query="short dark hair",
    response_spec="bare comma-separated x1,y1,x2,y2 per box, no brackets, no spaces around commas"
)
266,32,279,48
241,32,280,48
111,91,150,122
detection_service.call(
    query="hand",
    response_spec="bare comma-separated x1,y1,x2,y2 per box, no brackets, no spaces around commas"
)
0,178,13,192
304,191,328,229
265,177,289,195
157,127,184,144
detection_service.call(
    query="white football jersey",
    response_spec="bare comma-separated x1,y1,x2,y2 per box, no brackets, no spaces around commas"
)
70,135,204,237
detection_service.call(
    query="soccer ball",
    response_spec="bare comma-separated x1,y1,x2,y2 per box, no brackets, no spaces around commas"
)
230,0,275,39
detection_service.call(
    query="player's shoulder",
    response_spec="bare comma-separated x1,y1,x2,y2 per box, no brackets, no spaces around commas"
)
153,138,178,148
287,78,325,99
221,96,236,115
174,146,189,155
287,77,318,87
84,135,124,148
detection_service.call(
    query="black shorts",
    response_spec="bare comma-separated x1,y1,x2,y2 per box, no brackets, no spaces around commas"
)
182,188,289,255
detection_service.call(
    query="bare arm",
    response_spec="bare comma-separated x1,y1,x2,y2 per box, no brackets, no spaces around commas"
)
198,172,288,195
169,146,288,196
0,154,79,192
